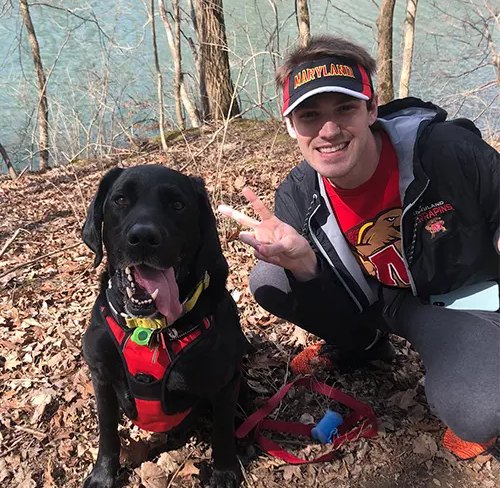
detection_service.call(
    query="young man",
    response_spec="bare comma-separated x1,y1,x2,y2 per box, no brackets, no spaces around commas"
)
219,35,499,459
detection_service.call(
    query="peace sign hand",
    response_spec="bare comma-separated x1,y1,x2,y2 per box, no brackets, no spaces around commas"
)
218,188,319,281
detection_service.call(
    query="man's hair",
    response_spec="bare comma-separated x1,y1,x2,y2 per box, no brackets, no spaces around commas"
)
276,34,376,95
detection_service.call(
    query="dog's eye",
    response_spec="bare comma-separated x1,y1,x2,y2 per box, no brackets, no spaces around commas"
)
172,201,185,211
113,195,129,207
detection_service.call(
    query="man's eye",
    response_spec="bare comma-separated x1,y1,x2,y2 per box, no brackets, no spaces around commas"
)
172,201,185,211
113,195,129,207
299,111,318,119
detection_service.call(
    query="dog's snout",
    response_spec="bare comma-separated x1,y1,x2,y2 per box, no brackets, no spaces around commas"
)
127,223,161,248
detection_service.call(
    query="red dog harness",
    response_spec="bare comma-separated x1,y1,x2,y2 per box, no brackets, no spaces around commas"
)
103,309,211,432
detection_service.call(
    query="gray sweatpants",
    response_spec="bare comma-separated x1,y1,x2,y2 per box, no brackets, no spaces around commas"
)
250,261,500,443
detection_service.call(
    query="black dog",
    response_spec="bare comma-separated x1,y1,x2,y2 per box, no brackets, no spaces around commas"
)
81,165,249,488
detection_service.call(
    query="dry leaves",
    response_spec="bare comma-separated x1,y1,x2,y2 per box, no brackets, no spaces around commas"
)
0,119,497,488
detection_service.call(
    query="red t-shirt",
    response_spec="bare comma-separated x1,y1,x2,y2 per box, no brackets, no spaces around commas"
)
323,131,410,287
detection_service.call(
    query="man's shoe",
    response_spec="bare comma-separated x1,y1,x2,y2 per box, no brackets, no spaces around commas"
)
443,428,497,460
290,331,395,375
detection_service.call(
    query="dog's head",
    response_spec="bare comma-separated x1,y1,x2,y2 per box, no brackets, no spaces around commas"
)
82,165,225,320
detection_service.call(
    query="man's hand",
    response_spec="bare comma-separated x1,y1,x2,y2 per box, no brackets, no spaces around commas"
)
218,188,319,281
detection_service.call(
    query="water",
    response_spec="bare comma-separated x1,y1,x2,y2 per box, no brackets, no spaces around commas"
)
0,0,498,171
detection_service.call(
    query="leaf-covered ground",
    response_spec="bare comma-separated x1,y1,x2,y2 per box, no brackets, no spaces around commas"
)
0,119,498,488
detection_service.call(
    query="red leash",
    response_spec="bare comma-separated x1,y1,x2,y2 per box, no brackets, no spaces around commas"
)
236,376,377,464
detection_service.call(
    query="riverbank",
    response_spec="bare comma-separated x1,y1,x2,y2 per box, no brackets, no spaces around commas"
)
0,119,498,487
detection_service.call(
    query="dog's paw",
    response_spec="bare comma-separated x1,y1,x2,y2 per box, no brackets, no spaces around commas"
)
209,468,241,488
83,467,116,488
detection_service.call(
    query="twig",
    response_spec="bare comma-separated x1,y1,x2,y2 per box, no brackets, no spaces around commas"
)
165,444,198,488
0,229,22,258
13,424,46,439
238,456,254,488
0,434,26,457
0,242,82,279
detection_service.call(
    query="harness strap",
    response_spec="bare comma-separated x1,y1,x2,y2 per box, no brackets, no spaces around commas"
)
236,376,377,464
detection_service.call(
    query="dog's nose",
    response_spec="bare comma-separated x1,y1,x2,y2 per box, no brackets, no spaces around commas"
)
127,223,161,248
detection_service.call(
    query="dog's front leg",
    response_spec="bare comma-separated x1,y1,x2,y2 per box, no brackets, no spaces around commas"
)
84,373,121,488
209,372,242,488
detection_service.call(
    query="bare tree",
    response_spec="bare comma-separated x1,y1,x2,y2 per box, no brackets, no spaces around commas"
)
158,0,200,128
296,0,311,47
376,0,396,104
399,0,419,98
19,0,50,171
193,0,240,121
428,0,499,130
150,0,168,152
0,141,18,180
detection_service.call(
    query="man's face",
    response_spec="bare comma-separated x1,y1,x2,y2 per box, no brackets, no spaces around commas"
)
289,92,379,189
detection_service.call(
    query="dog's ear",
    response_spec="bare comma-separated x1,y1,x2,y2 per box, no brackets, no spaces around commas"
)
190,176,227,278
82,167,124,267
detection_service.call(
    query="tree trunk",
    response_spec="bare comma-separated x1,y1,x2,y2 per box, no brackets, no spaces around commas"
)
399,0,419,98
296,0,310,47
19,0,49,171
376,0,396,105
194,0,240,121
0,142,18,180
158,0,201,127
150,0,168,152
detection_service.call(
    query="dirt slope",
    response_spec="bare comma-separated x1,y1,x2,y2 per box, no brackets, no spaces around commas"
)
0,119,497,488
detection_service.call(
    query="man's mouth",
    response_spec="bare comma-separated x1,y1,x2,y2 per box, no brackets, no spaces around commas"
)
317,141,349,153
118,265,183,323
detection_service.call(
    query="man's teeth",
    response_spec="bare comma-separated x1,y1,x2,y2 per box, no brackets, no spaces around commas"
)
318,142,348,153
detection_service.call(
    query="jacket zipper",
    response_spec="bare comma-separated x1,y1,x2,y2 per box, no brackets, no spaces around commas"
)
307,194,364,312
400,179,430,295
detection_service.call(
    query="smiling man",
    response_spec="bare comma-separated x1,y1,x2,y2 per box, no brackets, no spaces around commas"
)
219,35,500,460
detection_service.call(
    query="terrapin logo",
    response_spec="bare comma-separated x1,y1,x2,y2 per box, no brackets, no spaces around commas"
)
347,208,410,288
425,217,447,238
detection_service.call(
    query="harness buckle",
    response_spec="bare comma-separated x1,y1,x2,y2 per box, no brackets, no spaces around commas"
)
166,327,179,340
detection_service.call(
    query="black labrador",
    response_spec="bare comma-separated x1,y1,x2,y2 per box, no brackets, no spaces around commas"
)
81,165,249,488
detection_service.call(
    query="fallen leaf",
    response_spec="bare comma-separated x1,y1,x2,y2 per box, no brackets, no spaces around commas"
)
281,465,301,481
247,379,269,395
30,389,53,424
233,175,246,190
139,461,168,488
178,460,200,478
413,433,438,457
156,452,179,476
289,326,308,346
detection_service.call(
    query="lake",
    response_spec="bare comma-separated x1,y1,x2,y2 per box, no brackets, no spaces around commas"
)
0,0,498,171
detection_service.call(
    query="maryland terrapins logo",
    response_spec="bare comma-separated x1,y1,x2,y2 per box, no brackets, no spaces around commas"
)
424,217,447,238
294,64,355,89
347,208,410,288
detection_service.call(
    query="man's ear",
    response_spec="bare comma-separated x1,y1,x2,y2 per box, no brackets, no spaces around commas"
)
82,167,124,267
368,94,379,126
285,117,297,139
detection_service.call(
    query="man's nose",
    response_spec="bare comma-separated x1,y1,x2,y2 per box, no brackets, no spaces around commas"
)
319,120,341,138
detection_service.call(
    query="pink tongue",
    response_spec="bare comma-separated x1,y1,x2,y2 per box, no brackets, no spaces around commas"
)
132,266,183,324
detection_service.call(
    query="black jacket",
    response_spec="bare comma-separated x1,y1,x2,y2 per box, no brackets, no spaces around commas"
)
275,97,500,319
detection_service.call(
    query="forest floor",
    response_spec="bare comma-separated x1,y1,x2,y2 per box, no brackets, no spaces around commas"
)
0,119,498,488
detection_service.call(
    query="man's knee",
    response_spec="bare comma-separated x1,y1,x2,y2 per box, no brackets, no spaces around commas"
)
426,379,499,443
249,261,293,318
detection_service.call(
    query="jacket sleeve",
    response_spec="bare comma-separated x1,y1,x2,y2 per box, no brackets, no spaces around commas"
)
471,139,500,255
273,176,362,324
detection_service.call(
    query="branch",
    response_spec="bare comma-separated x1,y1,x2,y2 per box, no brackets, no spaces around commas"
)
28,2,115,45
0,243,82,280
